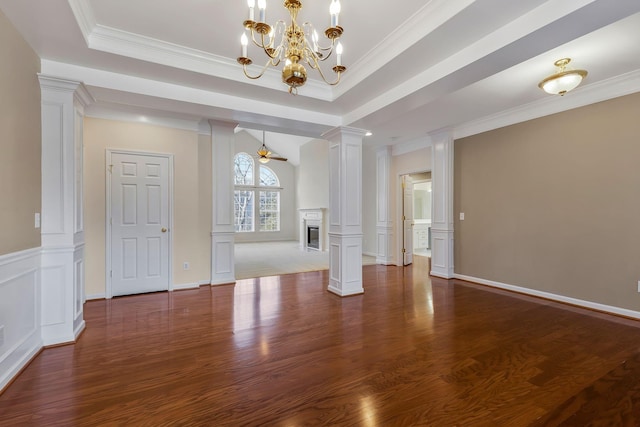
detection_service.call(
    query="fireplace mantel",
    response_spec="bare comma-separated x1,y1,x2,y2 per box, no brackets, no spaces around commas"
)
299,208,327,251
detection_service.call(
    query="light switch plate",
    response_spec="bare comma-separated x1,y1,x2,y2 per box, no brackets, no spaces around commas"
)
459,212,465,221
35,213,41,228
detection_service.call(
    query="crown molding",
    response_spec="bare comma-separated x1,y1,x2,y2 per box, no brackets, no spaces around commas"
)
454,69,640,140
67,1,332,101
67,0,95,45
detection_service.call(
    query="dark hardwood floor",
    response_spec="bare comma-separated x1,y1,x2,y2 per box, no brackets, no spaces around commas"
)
2,257,640,426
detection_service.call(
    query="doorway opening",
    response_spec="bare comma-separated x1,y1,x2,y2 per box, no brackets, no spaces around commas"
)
400,171,432,266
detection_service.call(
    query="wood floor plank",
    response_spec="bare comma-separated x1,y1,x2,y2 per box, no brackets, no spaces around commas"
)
2,262,640,425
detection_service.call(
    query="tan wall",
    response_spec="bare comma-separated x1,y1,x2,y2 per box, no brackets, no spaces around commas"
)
0,10,41,255
454,91,640,311
84,118,207,296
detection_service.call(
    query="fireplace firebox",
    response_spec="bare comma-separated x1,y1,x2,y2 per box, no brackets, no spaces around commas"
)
307,226,320,250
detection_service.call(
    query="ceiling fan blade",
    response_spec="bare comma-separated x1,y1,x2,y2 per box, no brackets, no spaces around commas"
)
269,156,288,162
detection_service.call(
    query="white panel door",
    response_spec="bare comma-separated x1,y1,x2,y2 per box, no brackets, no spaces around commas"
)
403,175,414,266
111,152,170,297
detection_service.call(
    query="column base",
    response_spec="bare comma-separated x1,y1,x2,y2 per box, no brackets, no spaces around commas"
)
376,225,394,265
328,233,363,297
211,231,235,285
430,229,454,279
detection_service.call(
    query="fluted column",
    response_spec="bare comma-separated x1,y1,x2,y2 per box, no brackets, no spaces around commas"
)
209,120,237,285
323,126,367,296
376,146,394,265
430,130,455,278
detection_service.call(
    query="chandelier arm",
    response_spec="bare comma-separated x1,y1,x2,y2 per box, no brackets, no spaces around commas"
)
241,58,279,80
306,54,342,86
302,40,333,64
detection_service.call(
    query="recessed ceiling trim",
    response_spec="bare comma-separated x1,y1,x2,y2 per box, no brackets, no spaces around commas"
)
342,0,604,126
67,0,95,45
334,0,476,98
67,0,332,101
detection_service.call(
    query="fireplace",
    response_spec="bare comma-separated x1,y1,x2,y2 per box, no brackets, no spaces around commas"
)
307,226,320,250
299,208,326,251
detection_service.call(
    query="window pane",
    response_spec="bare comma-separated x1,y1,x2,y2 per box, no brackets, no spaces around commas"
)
259,191,280,231
234,190,254,232
234,153,254,185
259,165,279,187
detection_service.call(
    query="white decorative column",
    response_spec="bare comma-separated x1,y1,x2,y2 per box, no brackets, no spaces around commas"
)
376,146,393,265
430,130,455,278
323,127,367,296
39,76,92,345
209,120,237,285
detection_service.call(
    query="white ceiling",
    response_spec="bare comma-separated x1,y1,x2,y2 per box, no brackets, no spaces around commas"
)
2,0,640,165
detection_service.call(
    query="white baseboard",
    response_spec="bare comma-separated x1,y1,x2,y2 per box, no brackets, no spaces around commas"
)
86,293,106,300
198,280,210,286
362,251,377,257
455,274,640,320
172,282,201,291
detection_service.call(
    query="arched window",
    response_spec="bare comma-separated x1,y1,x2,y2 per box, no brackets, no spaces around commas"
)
234,153,255,232
258,165,280,232
233,153,281,232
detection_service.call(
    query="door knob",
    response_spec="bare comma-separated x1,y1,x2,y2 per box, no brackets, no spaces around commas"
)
161,228,167,233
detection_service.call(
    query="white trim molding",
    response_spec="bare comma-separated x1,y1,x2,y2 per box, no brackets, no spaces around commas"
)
455,274,640,320
0,247,42,392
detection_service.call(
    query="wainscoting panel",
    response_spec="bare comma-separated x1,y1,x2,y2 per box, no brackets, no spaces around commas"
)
0,248,42,392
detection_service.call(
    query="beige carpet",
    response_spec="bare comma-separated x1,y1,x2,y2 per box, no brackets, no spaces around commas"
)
235,241,377,280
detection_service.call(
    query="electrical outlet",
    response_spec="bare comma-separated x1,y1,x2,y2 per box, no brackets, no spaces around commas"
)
0,325,5,347
35,213,41,228
637,280,640,293
183,262,190,270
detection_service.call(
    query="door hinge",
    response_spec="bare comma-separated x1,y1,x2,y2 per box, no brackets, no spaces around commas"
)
110,217,112,225
110,270,113,278
402,249,406,253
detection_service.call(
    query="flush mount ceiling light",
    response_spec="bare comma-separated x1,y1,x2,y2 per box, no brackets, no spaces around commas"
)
238,0,346,95
538,58,588,96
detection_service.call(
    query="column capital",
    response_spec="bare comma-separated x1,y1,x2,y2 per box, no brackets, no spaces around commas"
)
208,119,238,131
322,126,368,141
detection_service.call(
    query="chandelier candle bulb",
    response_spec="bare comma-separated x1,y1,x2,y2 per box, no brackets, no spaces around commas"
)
247,0,255,21
330,0,341,27
241,33,248,57
258,0,266,22
336,42,343,66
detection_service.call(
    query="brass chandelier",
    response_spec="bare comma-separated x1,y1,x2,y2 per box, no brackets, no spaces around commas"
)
238,0,346,95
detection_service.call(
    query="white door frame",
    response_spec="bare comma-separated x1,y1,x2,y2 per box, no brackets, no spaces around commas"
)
105,149,174,299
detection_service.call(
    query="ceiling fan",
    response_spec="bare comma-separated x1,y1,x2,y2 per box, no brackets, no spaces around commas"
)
257,131,287,164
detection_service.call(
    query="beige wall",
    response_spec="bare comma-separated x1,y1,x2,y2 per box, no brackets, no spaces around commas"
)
0,10,41,255
454,91,640,311
84,118,208,296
